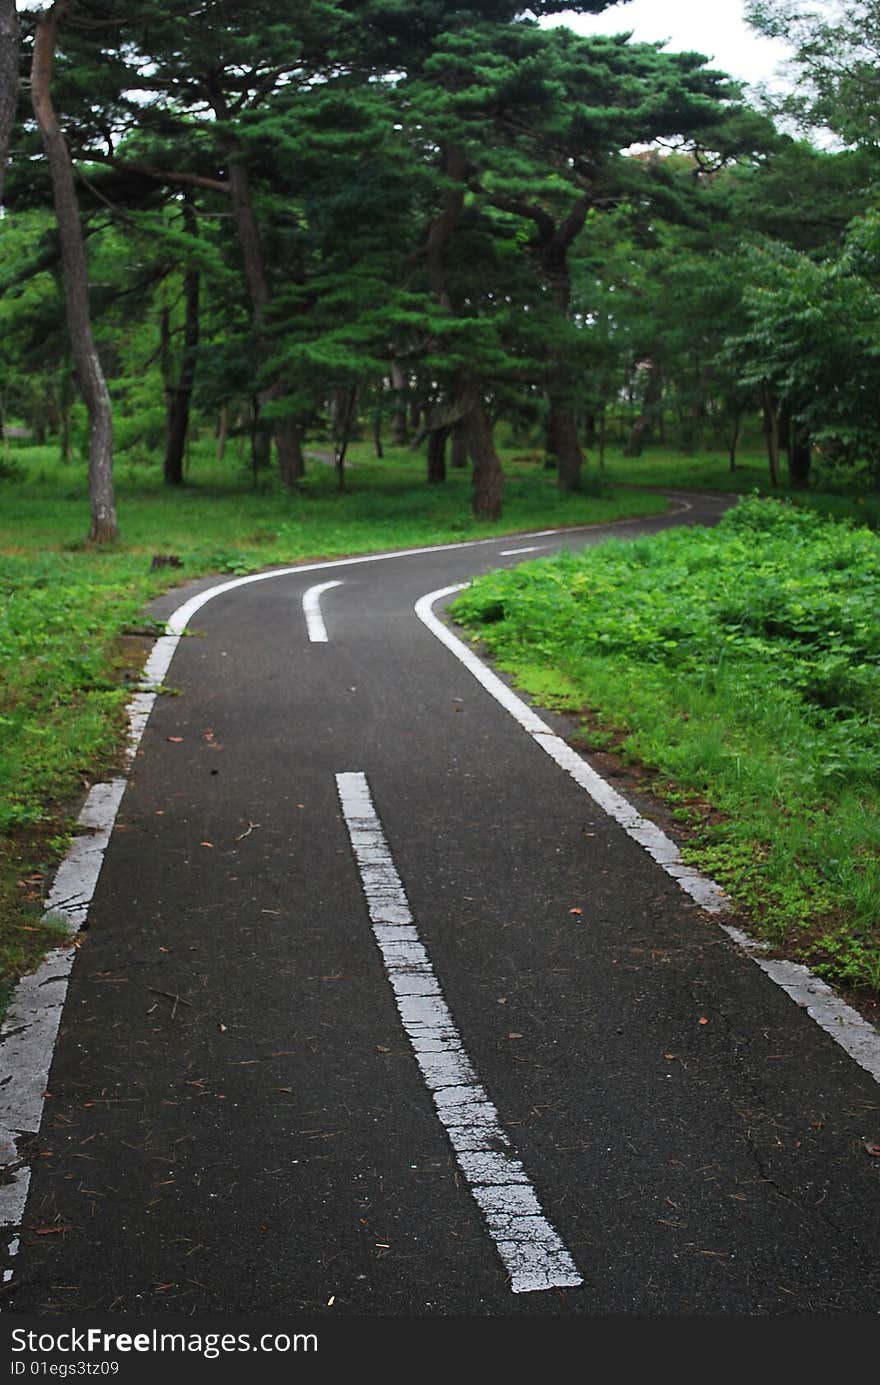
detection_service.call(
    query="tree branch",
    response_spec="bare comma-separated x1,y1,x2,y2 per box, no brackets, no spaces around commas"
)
84,151,229,194
488,194,556,243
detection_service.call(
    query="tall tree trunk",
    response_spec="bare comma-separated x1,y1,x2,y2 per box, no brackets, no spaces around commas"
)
250,395,271,477
275,413,305,488
425,145,467,311
163,278,199,484
679,366,711,453
427,426,448,484
465,399,503,520
164,203,201,486
333,385,357,493
31,2,117,543
788,418,811,489
450,420,468,469
540,207,587,492
623,360,663,458
543,410,558,469
547,394,584,492
761,382,781,487
728,411,742,473
216,405,228,460
253,381,302,485
424,146,480,498
227,160,303,486
237,408,247,461
330,386,351,442
389,360,409,444
0,0,17,206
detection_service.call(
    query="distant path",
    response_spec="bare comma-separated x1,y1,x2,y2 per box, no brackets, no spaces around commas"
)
4,492,880,1316
304,447,355,469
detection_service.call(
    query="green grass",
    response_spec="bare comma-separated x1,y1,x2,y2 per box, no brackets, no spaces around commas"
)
0,432,668,1010
452,496,880,996
3,437,669,554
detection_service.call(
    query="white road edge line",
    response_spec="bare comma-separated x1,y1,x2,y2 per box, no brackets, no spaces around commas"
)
303,580,344,642
0,746,144,1235
336,771,583,1295
499,546,547,556
414,584,880,1086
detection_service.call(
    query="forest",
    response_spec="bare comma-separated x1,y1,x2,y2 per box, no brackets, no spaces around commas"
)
0,0,878,527
0,1,879,1000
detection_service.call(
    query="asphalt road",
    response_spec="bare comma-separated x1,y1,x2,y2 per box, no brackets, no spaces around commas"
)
5,493,880,1317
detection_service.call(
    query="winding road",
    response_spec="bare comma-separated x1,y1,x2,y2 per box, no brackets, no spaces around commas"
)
2,492,879,1317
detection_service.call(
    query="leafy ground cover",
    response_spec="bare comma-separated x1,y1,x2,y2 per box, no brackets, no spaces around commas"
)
0,436,667,1009
452,496,880,995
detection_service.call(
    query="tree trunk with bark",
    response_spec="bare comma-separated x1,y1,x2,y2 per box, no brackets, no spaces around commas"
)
450,420,468,469
679,367,711,453
548,397,585,492
333,386,357,493
540,205,588,492
488,191,591,493
728,411,742,472
31,3,117,542
216,405,228,460
389,360,409,444
274,415,303,487
761,382,781,487
330,387,347,441
465,399,503,520
543,411,558,469
163,198,200,485
427,425,448,484
227,160,303,486
250,395,271,478
623,360,663,458
0,0,17,206
423,146,485,501
788,417,811,489
425,146,467,311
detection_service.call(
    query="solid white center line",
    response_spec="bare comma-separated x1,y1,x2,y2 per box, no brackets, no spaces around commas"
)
303,580,344,642
499,546,548,557
335,771,583,1295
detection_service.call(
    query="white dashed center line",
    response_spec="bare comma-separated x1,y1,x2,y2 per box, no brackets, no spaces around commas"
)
336,771,583,1295
302,580,344,642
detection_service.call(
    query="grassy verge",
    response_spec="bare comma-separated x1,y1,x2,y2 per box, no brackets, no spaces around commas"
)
451,496,880,997
0,436,668,1010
